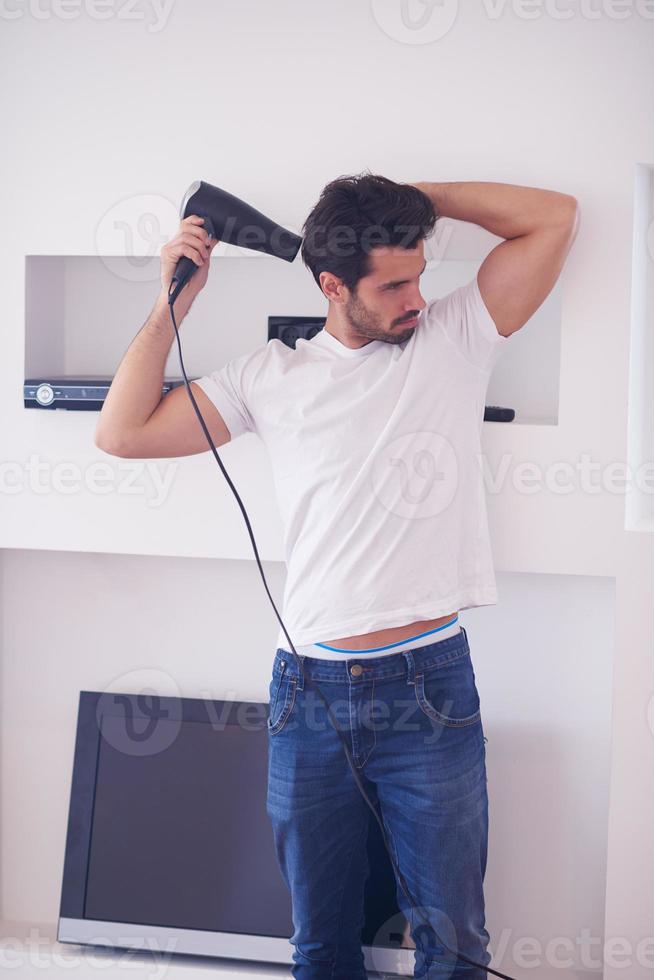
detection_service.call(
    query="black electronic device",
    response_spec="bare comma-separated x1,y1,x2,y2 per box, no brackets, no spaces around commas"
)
58,691,409,974
483,405,515,422
267,315,325,349
170,179,303,306
24,377,191,411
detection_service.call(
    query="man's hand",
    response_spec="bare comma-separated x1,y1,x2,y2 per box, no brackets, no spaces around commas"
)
159,215,220,305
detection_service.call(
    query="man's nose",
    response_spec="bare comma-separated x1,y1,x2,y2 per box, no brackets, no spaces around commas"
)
407,291,426,314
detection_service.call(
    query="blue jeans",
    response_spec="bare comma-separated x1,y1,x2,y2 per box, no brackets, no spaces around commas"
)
266,626,491,979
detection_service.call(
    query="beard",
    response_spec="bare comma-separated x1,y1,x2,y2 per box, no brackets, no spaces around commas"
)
344,292,417,346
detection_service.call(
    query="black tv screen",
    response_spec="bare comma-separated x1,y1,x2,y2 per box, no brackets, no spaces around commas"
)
58,691,414,974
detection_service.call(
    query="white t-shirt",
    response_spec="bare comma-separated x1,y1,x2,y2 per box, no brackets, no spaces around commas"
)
194,274,514,649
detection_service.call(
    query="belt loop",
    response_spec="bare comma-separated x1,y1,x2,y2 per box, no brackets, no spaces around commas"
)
402,650,416,685
295,653,305,692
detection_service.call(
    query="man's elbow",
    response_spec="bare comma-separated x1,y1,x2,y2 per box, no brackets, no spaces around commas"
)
94,428,131,458
557,195,580,231
547,195,579,247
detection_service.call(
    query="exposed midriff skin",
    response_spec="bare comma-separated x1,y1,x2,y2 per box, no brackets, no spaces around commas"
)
323,612,459,651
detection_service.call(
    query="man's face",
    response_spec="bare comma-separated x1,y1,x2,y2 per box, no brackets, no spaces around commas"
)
342,242,428,346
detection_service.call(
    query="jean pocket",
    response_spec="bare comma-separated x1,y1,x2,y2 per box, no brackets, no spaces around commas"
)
267,663,297,735
414,651,481,727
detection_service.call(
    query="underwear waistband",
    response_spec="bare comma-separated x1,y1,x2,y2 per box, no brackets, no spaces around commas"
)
281,615,461,661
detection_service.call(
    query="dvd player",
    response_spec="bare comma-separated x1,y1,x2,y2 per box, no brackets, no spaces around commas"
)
24,377,194,411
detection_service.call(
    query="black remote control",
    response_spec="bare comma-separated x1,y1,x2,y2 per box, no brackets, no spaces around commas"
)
483,405,515,422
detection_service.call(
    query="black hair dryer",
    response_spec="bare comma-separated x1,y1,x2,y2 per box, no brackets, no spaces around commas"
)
169,179,303,305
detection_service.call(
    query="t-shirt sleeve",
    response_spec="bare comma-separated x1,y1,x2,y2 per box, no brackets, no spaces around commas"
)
423,273,513,374
193,352,257,441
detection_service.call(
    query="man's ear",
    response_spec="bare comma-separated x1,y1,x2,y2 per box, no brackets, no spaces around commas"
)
319,271,347,303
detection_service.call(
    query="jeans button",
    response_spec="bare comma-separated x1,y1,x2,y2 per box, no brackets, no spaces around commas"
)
350,664,363,677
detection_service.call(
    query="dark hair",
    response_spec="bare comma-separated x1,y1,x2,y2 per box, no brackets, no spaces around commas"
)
300,171,438,295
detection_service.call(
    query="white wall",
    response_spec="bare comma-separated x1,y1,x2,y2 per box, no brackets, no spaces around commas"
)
1,2,654,978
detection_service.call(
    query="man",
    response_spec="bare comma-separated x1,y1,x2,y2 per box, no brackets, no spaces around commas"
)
95,173,579,978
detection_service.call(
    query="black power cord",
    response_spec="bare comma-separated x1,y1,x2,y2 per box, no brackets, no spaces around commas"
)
167,282,518,980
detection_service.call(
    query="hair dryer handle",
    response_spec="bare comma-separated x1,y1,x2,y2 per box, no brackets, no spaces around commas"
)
169,216,217,306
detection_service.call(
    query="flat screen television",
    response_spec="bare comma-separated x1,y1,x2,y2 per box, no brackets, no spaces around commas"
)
58,690,416,975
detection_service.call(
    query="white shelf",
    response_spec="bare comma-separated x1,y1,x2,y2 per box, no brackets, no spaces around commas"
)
24,253,561,420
